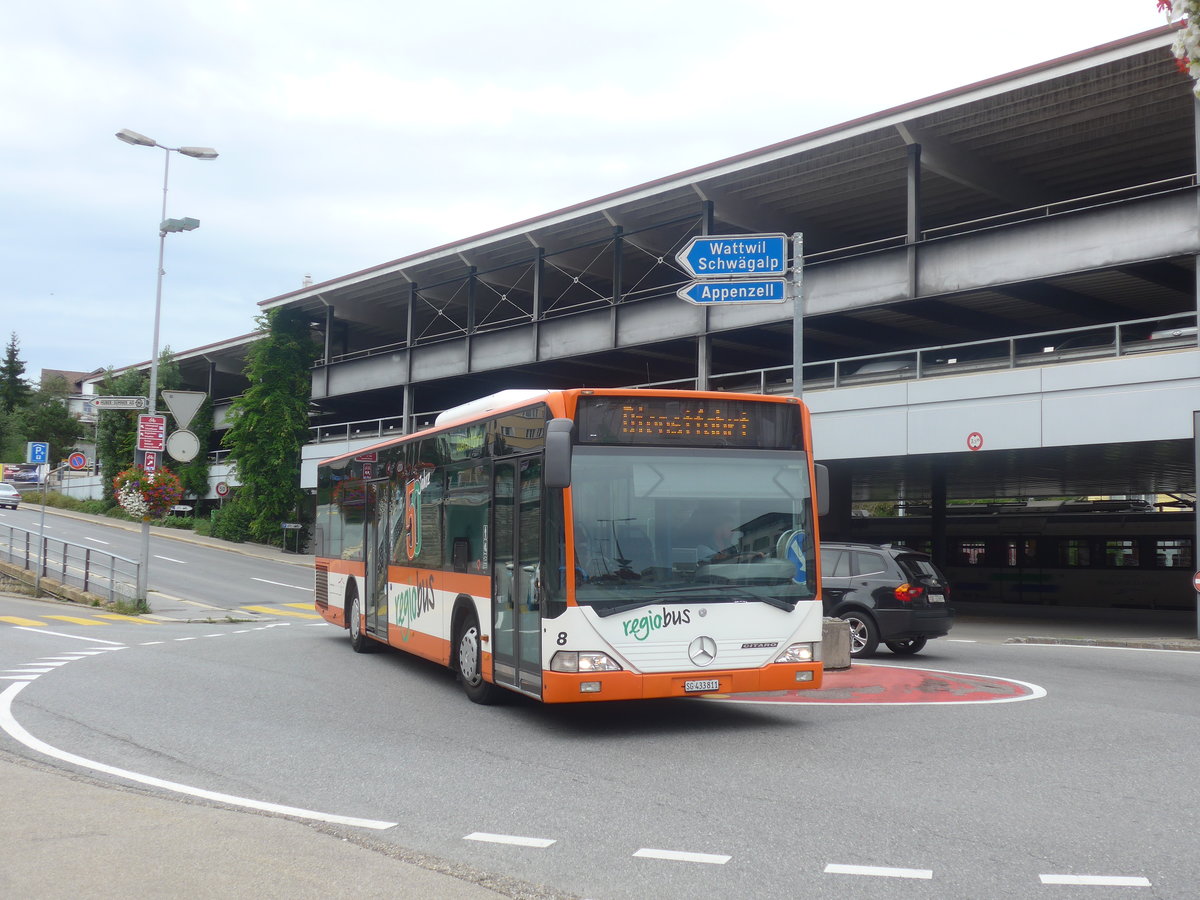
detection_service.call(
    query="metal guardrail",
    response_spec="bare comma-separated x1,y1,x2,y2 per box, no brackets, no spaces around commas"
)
0,523,140,603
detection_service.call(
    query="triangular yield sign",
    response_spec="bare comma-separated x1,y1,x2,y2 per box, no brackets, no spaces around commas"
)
160,390,206,430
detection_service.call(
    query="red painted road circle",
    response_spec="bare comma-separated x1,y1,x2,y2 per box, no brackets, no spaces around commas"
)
709,664,1046,706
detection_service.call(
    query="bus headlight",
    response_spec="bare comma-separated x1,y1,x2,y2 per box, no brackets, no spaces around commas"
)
550,651,623,673
775,642,819,663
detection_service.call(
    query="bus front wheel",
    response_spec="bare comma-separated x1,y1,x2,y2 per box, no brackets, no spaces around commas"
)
347,589,374,654
456,613,500,705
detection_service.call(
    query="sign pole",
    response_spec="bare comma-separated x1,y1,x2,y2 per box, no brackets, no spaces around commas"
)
791,232,804,399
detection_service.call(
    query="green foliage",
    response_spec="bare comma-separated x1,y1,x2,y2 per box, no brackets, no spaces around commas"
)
0,336,83,462
222,309,317,544
24,375,84,464
177,396,212,500
95,348,183,502
96,367,147,501
0,404,28,462
209,498,253,542
0,332,31,413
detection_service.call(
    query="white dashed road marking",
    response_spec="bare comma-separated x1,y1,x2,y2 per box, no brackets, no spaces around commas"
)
825,863,933,879
1040,874,1152,887
464,832,556,848
633,848,731,865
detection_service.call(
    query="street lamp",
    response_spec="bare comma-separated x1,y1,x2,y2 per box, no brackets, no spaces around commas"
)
116,128,218,603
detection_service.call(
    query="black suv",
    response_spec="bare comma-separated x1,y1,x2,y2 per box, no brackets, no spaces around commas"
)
820,542,953,658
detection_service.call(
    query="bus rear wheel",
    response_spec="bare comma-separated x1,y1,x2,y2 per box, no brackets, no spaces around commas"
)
456,613,500,705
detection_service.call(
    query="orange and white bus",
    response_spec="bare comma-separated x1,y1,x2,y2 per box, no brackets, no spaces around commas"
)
314,388,828,703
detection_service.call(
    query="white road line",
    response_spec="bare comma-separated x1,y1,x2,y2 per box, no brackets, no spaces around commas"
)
84,537,111,545
139,641,166,646
1,676,37,681
946,639,977,643
633,848,731,865
463,832,556,848
154,555,187,564
13,627,125,646
1039,874,1151,886
0,682,398,831
4,668,54,674
252,577,311,591
825,863,933,879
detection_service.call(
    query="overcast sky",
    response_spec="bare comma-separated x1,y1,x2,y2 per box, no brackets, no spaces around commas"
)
1,1,1168,387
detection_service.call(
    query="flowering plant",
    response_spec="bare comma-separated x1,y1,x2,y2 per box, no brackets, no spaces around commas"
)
112,466,184,520
1161,1,1200,94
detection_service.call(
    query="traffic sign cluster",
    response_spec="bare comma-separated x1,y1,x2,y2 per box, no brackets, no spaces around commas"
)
676,233,792,306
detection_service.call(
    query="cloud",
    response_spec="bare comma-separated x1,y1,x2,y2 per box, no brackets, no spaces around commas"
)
0,0,1165,382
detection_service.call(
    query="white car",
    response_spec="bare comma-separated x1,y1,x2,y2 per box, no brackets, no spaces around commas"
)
0,482,20,509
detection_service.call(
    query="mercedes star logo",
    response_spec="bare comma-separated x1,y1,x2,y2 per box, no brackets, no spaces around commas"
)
689,635,717,667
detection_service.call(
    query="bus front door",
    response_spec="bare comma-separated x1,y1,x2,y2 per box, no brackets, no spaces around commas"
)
492,457,543,697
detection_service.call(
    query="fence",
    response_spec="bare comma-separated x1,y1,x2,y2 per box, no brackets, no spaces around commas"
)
0,523,140,603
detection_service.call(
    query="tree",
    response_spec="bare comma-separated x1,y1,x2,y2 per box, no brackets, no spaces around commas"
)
95,367,147,502
0,332,30,414
94,349,182,503
222,309,317,543
23,375,84,464
0,404,29,462
176,395,212,501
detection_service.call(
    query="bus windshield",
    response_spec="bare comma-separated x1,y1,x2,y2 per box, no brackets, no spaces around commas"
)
570,447,817,616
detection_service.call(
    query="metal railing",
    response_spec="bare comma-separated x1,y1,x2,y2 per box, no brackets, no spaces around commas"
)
291,313,1200,447
0,523,140,603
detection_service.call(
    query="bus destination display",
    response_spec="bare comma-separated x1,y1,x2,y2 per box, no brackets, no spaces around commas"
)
576,396,801,449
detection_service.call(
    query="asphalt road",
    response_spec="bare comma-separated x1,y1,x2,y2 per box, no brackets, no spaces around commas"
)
0,503,313,612
1,509,1198,898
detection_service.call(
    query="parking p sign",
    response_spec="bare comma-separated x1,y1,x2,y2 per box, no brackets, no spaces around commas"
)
26,442,49,465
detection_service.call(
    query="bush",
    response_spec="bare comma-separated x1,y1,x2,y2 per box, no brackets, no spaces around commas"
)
210,500,253,543
160,517,196,531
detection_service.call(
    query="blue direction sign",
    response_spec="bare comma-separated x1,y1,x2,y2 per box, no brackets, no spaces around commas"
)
676,233,788,278
677,279,787,305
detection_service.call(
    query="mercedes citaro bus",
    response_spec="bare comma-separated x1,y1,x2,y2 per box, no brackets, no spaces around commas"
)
314,388,828,704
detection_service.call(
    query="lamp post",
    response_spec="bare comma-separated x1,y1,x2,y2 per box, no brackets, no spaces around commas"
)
116,128,217,604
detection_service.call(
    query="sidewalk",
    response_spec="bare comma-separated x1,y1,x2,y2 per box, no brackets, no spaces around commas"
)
0,752,553,900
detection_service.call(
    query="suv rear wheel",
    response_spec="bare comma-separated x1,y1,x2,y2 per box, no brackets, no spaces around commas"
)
840,609,879,658
885,636,927,655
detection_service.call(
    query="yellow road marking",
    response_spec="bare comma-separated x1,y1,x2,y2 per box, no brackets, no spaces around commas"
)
283,603,316,611
241,605,321,619
0,616,46,626
96,614,160,624
44,615,106,626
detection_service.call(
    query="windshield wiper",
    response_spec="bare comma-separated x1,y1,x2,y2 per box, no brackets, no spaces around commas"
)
657,585,797,612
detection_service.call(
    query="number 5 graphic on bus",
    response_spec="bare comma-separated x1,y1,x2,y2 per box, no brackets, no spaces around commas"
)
405,478,422,560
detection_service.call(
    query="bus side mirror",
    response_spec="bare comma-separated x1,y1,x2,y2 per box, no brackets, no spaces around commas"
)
814,463,830,517
545,418,573,489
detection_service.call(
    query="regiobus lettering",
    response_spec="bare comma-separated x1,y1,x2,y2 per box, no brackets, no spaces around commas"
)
313,388,828,704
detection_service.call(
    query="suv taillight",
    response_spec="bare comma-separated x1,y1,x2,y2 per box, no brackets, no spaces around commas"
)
894,583,925,603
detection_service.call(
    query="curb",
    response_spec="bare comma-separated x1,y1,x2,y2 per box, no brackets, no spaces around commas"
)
1006,636,1200,652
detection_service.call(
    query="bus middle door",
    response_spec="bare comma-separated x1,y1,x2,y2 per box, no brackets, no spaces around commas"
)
363,479,391,641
